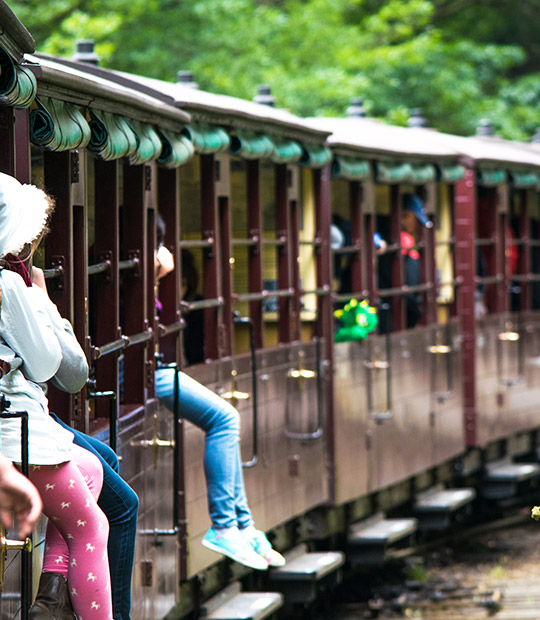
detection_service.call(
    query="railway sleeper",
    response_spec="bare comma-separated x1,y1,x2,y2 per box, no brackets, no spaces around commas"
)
264,544,345,604
346,515,418,566
200,582,283,620
413,486,477,531
480,461,540,500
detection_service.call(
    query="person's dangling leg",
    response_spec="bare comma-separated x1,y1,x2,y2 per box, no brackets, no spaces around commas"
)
49,413,138,620
155,368,267,569
29,445,113,620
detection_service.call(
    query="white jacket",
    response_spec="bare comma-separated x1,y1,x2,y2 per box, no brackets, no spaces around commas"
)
0,269,84,464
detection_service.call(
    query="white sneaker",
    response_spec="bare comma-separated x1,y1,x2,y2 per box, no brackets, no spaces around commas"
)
202,527,269,570
242,527,286,567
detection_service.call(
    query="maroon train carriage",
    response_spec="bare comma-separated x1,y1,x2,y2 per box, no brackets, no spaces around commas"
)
305,114,467,508
2,3,540,620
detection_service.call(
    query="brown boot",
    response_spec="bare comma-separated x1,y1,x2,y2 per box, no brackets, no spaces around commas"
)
29,572,76,620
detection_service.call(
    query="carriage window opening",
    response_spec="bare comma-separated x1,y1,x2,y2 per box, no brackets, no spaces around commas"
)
509,189,524,312
230,157,250,327
435,183,456,321
261,162,280,346
178,155,216,362
30,147,46,269
476,187,498,315
375,185,431,331
530,193,540,310
298,169,318,337
331,179,353,298
181,247,205,366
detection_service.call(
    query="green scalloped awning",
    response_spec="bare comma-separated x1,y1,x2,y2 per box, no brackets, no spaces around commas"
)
271,140,303,164
477,167,506,186
376,161,413,183
184,125,230,154
377,161,437,184
157,129,194,168
300,145,332,168
511,171,538,188
332,156,370,181
230,131,275,159
30,97,91,152
409,164,436,183
88,110,138,161
0,48,36,109
439,164,465,183
128,120,162,165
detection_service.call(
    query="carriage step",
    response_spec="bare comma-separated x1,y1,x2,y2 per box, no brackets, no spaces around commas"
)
481,462,540,500
414,487,476,531
266,544,345,603
348,516,417,565
201,583,283,620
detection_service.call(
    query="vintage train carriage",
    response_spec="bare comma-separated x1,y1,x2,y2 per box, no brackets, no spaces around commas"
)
3,2,540,620
305,115,466,508
75,67,339,590
411,128,540,449
0,10,340,614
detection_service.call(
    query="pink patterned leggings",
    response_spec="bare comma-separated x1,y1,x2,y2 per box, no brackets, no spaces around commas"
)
28,444,113,620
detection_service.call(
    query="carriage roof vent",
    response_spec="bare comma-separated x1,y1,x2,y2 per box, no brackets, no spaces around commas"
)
176,70,198,89
253,85,275,107
407,108,427,128
346,98,366,118
476,119,495,136
72,40,100,65
532,128,540,143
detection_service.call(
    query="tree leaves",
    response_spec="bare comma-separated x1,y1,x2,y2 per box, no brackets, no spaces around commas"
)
9,0,540,139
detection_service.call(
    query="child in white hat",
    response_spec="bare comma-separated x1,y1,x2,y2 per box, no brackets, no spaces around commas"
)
0,173,113,620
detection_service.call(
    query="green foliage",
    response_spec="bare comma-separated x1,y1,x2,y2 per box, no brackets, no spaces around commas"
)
9,0,540,139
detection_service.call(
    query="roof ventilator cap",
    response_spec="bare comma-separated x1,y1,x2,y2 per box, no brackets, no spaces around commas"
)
346,98,367,118
72,40,100,65
176,70,198,89
253,85,275,107
407,108,427,128
476,119,495,136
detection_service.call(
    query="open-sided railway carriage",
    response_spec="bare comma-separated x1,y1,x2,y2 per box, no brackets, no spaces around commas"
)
3,3,540,619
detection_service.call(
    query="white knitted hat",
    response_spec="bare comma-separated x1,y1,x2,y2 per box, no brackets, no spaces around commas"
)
0,173,51,258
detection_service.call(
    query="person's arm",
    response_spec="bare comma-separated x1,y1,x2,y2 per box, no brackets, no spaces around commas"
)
155,245,175,281
0,454,42,538
31,267,89,393
0,270,62,383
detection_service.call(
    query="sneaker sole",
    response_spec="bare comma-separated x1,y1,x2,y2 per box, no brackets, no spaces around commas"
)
202,538,268,570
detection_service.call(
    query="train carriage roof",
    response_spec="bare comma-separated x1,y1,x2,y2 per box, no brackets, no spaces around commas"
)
414,129,540,171
0,1,34,61
30,54,190,128
110,72,331,142
32,54,331,144
306,117,461,163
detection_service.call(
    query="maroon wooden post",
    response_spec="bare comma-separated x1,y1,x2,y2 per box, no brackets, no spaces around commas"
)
455,168,477,446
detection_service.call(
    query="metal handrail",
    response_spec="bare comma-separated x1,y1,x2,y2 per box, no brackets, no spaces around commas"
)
139,362,181,537
0,401,31,620
86,382,118,453
88,261,110,276
118,258,139,271
43,265,63,280
233,316,259,468
284,340,324,440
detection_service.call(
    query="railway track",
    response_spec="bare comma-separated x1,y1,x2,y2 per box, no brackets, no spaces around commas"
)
322,508,540,620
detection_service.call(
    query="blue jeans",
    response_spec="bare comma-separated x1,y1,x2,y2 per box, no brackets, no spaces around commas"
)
50,413,138,620
154,368,253,530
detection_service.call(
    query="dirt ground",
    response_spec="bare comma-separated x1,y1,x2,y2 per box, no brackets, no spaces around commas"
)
321,509,540,619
